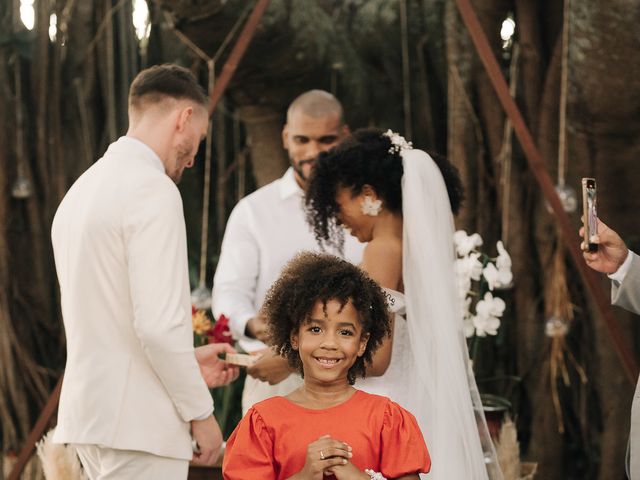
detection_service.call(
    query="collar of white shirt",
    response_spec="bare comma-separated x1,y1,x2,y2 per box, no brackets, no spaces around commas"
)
112,136,165,174
279,167,304,200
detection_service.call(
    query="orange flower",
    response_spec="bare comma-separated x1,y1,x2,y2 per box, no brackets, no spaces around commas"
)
192,309,212,335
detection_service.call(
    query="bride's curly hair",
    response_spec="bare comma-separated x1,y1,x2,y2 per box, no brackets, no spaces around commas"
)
305,127,464,250
262,251,392,385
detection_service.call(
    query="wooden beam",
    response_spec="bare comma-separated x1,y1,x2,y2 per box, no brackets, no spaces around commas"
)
8,375,63,480
208,0,271,116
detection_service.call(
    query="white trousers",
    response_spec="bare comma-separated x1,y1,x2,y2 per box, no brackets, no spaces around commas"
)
72,444,189,480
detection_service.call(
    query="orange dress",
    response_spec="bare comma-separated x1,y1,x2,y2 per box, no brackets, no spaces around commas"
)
222,390,430,479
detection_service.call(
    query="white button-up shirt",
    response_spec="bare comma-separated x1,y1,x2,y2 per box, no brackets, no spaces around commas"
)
213,167,364,345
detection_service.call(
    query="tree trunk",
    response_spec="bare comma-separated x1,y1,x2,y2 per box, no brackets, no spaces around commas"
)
237,105,288,188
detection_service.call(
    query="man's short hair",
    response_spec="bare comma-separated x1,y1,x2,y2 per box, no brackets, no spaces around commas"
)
129,64,208,110
286,90,344,125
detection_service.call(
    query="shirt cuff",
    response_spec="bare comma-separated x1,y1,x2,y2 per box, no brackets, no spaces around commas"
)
608,250,633,283
193,406,214,421
230,311,257,340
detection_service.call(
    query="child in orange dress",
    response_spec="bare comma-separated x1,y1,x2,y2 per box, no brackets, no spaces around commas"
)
223,252,431,480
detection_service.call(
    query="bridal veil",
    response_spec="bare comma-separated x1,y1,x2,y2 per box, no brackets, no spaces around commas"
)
401,148,503,480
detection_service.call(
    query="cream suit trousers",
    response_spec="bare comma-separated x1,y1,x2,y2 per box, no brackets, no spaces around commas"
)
73,444,188,480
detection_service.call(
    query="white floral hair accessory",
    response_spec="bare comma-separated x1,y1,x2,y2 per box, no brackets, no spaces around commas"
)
382,129,412,154
361,196,382,216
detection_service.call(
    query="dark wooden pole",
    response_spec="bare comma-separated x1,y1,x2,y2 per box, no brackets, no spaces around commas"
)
208,0,271,115
7,376,63,480
454,0,638,385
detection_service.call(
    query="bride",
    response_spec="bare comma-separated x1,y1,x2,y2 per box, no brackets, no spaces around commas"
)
305,128,502,480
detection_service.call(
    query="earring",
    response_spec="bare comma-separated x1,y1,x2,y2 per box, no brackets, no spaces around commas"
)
291,342,298,350
361,196,382,216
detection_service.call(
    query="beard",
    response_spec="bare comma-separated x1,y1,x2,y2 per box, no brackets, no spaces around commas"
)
292,157,316,183
170,140,193,183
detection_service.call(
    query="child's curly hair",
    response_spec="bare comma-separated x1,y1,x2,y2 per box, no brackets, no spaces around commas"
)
262,251,392,385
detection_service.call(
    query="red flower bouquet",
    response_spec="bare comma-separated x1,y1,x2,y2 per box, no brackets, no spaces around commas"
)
207,314,234,346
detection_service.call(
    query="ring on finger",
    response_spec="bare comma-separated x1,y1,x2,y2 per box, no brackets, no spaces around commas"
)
320,450,325,460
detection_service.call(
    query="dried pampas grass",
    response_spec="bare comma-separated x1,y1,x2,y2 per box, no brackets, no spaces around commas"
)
496,415,520,480
496,416,537,480
520,462,538,480
36,429,87,480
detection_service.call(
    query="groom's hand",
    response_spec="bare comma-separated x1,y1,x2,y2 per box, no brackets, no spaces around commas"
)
194,343,240,387
191,415,223,465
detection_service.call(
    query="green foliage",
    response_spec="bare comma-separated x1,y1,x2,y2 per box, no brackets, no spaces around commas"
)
212,371,246,439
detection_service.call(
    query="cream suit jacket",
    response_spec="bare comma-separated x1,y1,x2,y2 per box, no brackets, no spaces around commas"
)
612,252,640,479
51,136,213,460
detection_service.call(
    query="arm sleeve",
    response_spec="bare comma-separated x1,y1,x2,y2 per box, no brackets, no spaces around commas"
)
223,407,276,479
608,250,633,283
379,400,431,478
612,252,640,315
212,201,261,339
124,178,213,422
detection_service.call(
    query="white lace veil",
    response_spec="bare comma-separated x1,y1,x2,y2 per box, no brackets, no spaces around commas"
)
401,148,503,479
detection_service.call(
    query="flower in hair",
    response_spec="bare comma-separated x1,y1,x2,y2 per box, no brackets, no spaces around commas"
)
382,129,412,154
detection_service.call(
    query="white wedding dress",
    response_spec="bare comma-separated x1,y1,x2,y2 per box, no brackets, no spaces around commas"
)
356,147,502,480
356,288,411,408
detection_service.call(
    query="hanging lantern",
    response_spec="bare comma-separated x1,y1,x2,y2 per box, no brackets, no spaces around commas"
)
191,284,212,311
544,315,569,338
11,176,33,199
554,183,578,213
12,53,32,200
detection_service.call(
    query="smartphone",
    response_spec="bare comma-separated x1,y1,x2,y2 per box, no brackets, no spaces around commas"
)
581,177,598,252
217,352,258,367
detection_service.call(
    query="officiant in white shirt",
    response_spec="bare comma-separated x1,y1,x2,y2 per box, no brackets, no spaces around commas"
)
212,90,364,413
51,64,238,480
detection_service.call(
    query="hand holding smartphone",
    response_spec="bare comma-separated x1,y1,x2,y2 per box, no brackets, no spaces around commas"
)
581,177,598,252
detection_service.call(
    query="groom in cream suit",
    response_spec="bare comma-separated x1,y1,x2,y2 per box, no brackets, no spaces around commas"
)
582,217,640,479
51,64,238,479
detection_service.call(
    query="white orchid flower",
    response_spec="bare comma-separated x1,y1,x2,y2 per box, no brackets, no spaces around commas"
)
482,262,500,290
497,268,513,287
495,241,513,288
454,230,483,257
475,291,506,319
455,252,483,281
482,262,513,290
496,241,512,269
463,316,476,338
473,314,501,337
